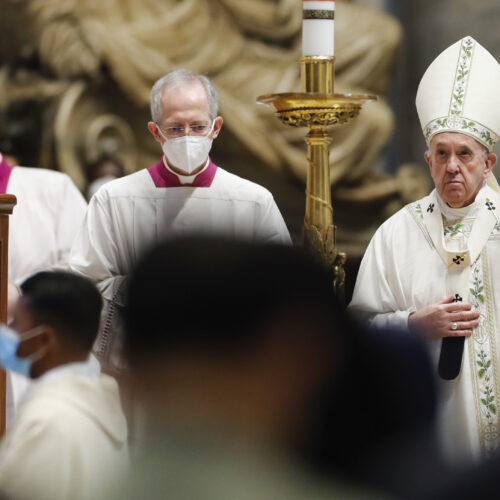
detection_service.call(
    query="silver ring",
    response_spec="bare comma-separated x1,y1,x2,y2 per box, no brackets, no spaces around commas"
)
451,322,458,331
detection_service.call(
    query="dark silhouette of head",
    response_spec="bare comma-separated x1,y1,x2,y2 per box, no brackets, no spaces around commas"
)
124,236,347,448
124,236,345,360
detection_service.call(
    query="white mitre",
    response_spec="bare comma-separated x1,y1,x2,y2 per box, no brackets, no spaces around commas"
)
416,36,500,152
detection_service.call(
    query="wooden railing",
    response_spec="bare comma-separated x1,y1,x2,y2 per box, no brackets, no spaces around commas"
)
0,194,17,435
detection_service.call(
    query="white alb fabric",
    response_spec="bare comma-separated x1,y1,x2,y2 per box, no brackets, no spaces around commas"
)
0,361,129,500
69,164,291,372
70,165,291,306
7,165,88,285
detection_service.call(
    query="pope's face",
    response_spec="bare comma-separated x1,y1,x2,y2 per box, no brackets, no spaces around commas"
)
425,132,497,208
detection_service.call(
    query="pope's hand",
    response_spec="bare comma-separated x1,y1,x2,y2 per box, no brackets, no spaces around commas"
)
408,295,480,340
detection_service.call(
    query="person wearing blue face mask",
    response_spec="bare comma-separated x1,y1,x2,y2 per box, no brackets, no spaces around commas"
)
69,68,292,377
0,271,129,500
0,324,46,378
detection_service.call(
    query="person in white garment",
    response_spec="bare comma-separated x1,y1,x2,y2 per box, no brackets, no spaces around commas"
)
69,68,291,374
0,152,87,310
0,152,88,423
0,271,129,500
349,36,500,465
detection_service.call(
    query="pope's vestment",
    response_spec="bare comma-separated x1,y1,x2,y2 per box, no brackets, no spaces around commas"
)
349,184,500,463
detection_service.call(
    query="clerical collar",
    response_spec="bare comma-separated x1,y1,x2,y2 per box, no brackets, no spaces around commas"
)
0,154,13,194
435,182,487,222
162,157,210,184
148,157,217,188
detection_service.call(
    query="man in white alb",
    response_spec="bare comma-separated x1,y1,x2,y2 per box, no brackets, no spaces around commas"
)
349,36,500,464
69,68,291,373
0,152,87,422
0,271,128,500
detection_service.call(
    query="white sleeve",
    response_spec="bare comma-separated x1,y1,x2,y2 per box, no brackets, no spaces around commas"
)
348,222,415,332
69,192,127,305
255,195,292,245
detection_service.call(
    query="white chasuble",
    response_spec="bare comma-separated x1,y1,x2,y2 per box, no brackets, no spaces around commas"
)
416,188,500,456
349,185,500,463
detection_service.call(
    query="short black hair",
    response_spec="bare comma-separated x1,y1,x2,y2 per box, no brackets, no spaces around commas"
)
124,236,345,361
20,271,102,353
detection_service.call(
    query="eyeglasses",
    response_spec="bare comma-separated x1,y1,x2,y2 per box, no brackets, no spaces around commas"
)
157,123,212,139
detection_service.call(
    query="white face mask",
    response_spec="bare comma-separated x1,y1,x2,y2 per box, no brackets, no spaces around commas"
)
158,122,214,175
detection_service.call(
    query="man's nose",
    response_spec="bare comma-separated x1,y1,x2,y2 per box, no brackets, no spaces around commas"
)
446,154,460,173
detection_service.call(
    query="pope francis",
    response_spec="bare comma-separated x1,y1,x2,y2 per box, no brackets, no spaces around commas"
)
349,36,500,465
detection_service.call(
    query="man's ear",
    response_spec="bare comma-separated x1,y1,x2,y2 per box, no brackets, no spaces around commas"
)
38,325,57,350
211,116,224,139
147,121,163,144
484,152,497,178
424,150,432,170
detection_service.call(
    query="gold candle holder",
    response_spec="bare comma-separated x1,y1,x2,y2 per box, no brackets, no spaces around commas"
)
257,56,376,296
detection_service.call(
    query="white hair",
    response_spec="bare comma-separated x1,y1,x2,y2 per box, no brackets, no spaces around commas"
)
150,69,218,123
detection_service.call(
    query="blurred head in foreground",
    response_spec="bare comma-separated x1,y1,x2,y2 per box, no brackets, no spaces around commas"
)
124,236,346,449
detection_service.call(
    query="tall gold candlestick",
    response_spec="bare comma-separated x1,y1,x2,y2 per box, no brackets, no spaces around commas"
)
257,56,376,296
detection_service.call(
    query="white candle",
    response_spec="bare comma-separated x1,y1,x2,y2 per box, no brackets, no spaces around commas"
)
302,0,335,57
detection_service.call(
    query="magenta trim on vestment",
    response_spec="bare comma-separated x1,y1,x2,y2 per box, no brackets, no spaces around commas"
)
0,155,13,194
147,158,217,188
